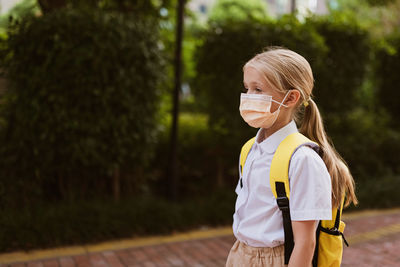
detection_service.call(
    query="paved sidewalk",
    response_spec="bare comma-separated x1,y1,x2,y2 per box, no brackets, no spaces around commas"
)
1,209,399,266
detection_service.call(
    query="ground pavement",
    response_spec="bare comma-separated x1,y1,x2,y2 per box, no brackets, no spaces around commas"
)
1,208,399,267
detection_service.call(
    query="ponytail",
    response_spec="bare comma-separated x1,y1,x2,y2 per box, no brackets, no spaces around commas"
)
299,99,358,208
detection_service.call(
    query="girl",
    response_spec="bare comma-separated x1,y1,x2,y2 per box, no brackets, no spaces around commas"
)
225,46,357,267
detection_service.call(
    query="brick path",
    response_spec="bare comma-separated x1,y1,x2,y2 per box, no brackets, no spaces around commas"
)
1,209,400,266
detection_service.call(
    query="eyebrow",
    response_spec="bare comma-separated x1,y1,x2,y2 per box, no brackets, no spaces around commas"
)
243,81,263,87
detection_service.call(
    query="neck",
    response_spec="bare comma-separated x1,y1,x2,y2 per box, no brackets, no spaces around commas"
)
258,117,292,143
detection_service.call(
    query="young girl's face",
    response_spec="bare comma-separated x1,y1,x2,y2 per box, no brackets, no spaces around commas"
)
243,66,287,113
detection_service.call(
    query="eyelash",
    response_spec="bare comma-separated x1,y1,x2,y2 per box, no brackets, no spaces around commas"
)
243,87,262,93
244,87,262,93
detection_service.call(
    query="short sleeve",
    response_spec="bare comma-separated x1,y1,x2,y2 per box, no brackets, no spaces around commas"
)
288,145,332,221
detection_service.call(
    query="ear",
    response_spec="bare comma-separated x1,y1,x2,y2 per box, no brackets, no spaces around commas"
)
284,90,301,107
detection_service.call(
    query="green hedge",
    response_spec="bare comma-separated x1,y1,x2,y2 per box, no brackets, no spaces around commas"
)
305,15,372,116
0,8,164,206
0,189,235,252
368,32,400,175
352,175,400,210
150,113,237,198
375,33,400,129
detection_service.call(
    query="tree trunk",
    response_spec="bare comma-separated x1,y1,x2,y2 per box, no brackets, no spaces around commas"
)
291,0,297,14
167,0,185,201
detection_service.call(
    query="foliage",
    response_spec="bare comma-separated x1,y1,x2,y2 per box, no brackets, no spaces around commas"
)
304,15,371,116
305,15,399,178
208,0,270,23
353,175,400,209
149,112,235,199
327,0,400,38
0,189,235,252
0,8,164,205
369,32,400,175
375,32,400,129
366,0,396,5
0,0,40,33
36,0,169,16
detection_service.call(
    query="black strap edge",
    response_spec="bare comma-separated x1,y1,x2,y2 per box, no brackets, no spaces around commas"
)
312,221,322,267
334,205,341,229
275,181,293,265
318,221,350,248
319,226,341,235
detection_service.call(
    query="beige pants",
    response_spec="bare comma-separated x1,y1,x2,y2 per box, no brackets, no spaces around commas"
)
226,239,286,267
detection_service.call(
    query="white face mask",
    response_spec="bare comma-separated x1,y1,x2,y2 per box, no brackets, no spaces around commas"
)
239,91,290,129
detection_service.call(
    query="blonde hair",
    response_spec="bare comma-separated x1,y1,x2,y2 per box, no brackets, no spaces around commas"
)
243,46,358,208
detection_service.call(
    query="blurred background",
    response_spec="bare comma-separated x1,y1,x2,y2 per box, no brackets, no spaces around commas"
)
0,0,399,253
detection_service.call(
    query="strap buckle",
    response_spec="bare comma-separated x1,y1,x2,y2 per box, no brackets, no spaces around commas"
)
276,196,289,211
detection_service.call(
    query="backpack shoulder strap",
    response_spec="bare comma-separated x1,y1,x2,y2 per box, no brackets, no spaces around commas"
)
270,132,318,264
270,132,318,199
239,137,256,176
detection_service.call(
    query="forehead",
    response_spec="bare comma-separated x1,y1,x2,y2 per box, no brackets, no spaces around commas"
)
243,66,268,86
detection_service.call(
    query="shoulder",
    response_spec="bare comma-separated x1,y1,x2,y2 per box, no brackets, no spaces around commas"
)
289,144,331,184
288,145,332,220
291,144,325,168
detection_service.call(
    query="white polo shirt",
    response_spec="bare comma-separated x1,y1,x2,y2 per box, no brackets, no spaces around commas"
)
232,120,332,248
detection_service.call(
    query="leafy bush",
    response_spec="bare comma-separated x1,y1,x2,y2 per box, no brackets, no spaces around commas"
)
375,33,400,129
305,15,372,117
305,16,400,178
353,175,400,209
0,8,164,206
208,0,270,23
0,0,39,34
150,113,232,198
0,189,236,252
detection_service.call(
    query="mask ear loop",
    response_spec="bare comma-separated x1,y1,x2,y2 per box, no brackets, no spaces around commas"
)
271,90,291,109
265,90,292,129
272,90,290,124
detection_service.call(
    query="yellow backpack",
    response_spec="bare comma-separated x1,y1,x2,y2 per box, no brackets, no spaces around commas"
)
239,132,348,267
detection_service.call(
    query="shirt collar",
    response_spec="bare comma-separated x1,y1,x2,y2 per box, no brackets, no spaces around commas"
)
254,120,299,154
